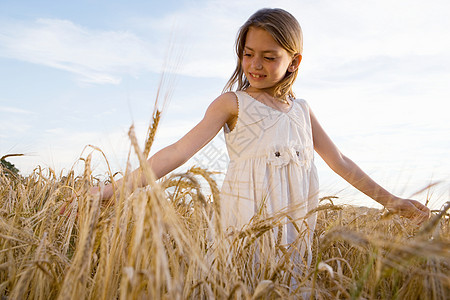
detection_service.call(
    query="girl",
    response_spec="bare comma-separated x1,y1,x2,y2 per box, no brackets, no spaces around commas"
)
95,8,430,248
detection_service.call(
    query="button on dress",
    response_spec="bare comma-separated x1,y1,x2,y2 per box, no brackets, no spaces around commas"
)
221,91,319,259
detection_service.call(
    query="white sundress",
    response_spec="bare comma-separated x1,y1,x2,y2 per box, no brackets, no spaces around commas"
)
220,91,319,260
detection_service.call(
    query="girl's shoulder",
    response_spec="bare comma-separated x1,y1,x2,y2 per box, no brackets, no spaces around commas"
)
292,97,309,109
291,98,313,119
292,97,307,104
211,91,239,115
217,91,239,106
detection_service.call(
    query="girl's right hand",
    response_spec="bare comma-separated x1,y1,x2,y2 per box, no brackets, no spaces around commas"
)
90,184,114,203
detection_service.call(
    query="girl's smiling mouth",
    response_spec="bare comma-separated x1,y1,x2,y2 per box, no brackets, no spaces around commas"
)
249,72,266,79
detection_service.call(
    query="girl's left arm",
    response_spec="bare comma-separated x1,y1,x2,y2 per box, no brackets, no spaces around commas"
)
310,109,431,224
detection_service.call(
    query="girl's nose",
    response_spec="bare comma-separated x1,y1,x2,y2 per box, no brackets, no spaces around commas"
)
252,57,263,70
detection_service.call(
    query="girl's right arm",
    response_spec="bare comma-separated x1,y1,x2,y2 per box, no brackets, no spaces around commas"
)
97,92,238,200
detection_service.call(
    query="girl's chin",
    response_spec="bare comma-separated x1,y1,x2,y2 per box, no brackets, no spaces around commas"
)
247,79,267,87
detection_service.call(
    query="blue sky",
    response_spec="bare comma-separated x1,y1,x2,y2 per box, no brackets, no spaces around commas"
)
1,0,449,208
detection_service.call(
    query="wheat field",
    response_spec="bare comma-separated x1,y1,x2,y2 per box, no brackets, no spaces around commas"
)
1,143,449,299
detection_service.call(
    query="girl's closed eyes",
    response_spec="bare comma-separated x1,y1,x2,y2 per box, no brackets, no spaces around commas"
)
243,53,276,61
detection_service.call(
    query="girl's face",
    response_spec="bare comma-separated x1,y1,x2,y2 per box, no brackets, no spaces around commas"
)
242,27,296,96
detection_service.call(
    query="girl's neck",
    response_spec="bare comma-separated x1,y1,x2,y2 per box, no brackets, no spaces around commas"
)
245,87,289,104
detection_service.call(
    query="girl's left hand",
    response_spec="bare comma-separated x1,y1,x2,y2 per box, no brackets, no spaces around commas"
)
385,197,431,224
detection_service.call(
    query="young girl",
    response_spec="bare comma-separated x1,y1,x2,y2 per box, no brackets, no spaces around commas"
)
96,8,430,250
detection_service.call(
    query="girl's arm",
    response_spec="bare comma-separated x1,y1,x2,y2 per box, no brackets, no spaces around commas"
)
97,92,238,200
310,109,431,224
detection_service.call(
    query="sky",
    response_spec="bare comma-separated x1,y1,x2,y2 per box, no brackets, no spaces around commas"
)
1,0,449,209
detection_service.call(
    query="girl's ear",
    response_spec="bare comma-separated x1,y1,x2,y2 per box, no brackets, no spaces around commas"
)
289,54,302,72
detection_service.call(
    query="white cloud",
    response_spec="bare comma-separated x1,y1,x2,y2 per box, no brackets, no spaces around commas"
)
0,105,34,114
0,18,161,84
0,106,34,139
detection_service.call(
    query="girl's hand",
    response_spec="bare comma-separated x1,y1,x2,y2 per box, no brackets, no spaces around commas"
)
385,197,431,224
90,184,114,203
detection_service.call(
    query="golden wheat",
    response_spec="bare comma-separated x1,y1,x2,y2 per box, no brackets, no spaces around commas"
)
0,162,449,299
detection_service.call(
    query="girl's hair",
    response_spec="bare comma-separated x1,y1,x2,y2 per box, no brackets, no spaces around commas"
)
223,8,303,100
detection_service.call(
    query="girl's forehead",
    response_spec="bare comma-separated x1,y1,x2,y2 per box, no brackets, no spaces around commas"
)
244,27,283,51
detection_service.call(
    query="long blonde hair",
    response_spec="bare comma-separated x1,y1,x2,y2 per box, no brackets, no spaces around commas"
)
223,8,303,100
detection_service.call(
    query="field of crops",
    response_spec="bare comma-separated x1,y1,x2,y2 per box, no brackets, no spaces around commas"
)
1,147,449,299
